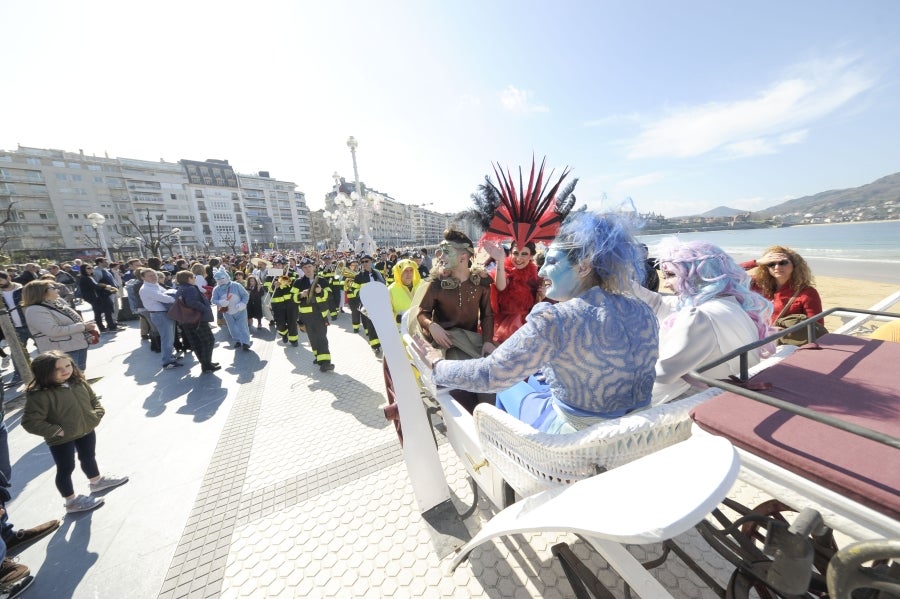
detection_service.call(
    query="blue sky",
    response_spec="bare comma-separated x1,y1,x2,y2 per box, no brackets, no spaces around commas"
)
3,1,899,217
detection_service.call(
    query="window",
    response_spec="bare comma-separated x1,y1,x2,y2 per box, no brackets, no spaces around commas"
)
56,173,68,181
26,157,41,165
88,164,101,171
94,176,104,183
0,156,11,163
195,190,204,198
71,174,83,181
39,213,48,219
67,162,82,169
52,160,65,167
171,193,176,200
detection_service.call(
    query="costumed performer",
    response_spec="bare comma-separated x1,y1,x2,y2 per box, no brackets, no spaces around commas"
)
468,159,577,344
632,239,773,405
413,210,659,434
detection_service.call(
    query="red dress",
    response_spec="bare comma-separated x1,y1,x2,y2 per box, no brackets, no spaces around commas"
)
491,258,541,344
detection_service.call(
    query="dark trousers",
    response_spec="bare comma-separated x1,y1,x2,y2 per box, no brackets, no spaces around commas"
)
273,303,299,342
48,431,99,497
181,323,215,366
300,311,331,364
348,296,362,331
328,286,341,315
91,295,117,330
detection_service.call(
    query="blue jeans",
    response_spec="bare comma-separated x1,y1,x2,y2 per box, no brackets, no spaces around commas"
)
223,310,251,346
68,347,88,372
148,311,176,365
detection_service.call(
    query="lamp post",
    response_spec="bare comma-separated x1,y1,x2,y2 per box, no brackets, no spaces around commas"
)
273,235,279,252
346,136,378,256
87,212,112,261
171,228,185,257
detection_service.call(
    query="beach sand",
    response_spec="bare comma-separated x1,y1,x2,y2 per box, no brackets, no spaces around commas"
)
811,275,898,334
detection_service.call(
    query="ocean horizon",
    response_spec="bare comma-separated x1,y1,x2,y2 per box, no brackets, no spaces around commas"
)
638,220,900,285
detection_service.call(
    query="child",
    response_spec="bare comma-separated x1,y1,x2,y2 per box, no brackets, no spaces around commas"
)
21,351,128,514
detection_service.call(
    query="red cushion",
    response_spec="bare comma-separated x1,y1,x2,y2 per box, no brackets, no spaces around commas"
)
691,334,900,520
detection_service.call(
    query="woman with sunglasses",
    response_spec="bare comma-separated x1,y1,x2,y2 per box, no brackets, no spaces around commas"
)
742,246,823,324
21,280,97,372
633,239,772,405
483,240,542,345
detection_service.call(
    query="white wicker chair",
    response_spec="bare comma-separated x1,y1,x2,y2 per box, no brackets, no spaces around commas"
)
474,388,723,500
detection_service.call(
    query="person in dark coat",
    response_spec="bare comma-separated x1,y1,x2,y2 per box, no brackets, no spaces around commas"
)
174,271,219,373
245,275,265,329
78,266,121,332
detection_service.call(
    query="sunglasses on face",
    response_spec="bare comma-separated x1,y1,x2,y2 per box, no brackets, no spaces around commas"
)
765,260,791,268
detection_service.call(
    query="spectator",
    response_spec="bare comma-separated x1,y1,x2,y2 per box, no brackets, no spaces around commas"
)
22,280,96,372
79,265,121,333
174,271,219,373
0,272,31,387
138,270,180,369
21,351,127,514
742,245,823,325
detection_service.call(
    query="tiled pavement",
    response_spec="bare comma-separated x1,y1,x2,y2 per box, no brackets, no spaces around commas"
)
4,307,791,598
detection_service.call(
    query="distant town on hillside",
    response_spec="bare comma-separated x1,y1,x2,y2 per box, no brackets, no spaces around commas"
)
641,172,900,234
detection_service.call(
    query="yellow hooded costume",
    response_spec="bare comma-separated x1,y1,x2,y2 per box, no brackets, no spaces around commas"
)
387,259,423,324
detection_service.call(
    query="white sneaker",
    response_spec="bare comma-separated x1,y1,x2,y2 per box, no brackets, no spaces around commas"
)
89,475,129,493
65,495,104,514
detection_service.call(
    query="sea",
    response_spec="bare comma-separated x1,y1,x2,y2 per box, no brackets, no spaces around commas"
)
638,220,900,285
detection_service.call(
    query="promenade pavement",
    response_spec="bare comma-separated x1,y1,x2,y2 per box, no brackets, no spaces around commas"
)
3,305,775,598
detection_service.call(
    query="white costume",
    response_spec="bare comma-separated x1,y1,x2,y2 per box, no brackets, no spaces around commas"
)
633,286,761,405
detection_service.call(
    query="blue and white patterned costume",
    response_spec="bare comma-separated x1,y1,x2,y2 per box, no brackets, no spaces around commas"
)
434,287,659,433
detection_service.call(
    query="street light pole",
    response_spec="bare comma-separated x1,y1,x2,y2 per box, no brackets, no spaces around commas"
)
87,212,112,261
346,136,376,256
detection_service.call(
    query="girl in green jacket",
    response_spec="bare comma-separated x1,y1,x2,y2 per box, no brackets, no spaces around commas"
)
22,351,128,514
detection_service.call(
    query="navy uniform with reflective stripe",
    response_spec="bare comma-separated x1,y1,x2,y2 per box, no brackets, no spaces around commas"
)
293,274,332,367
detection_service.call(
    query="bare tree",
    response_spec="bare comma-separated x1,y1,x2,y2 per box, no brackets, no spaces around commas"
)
0,201,18,254
220,229,238,255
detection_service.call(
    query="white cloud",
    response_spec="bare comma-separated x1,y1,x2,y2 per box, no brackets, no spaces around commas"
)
499,85,549,114
627,57,873,159
615,171,666,190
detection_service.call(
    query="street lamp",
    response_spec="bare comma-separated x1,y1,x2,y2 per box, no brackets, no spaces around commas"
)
273,235,279,251
87,212,112,261
346,136,379,256
171,228,185,257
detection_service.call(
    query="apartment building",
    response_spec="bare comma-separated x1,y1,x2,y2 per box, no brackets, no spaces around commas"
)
0,146,311,259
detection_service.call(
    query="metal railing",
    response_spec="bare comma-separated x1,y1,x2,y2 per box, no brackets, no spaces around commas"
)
689,306,900,450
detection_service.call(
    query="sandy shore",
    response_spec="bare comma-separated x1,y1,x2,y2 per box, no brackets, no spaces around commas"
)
807,275,898,334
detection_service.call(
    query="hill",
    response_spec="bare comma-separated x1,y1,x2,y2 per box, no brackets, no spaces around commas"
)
699,206,747,218
756,172,900,221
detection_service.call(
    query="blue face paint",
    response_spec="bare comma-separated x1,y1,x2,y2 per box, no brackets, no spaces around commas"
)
538,246,581,301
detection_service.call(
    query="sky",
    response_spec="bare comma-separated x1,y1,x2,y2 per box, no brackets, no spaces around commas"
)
3,1,899,217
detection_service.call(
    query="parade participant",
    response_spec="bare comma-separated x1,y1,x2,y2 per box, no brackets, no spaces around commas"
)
353,255,385,358
387,259,423,325
633,239,772,404
483,240,542,344
22,351,128,513
294,258,334,371
373,251,393,285
344,258,362,332
328,259,345,319
174,271,219,373
413,210,658,433
415,227,495,413
211,269,252,351
270,274,300,346
412,252,429,280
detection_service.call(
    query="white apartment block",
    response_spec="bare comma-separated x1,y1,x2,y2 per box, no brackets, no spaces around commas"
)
0,146,312,260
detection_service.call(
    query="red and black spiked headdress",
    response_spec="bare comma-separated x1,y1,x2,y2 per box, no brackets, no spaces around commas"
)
472,157,577,249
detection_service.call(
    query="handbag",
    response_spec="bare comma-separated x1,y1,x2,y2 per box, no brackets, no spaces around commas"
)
773,288,828,345
84,328,100,345
167,296,202,327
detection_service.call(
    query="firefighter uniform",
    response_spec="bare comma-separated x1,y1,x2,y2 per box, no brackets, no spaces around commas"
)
352,256,385,358
270,275,300,345
294,259,334,371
